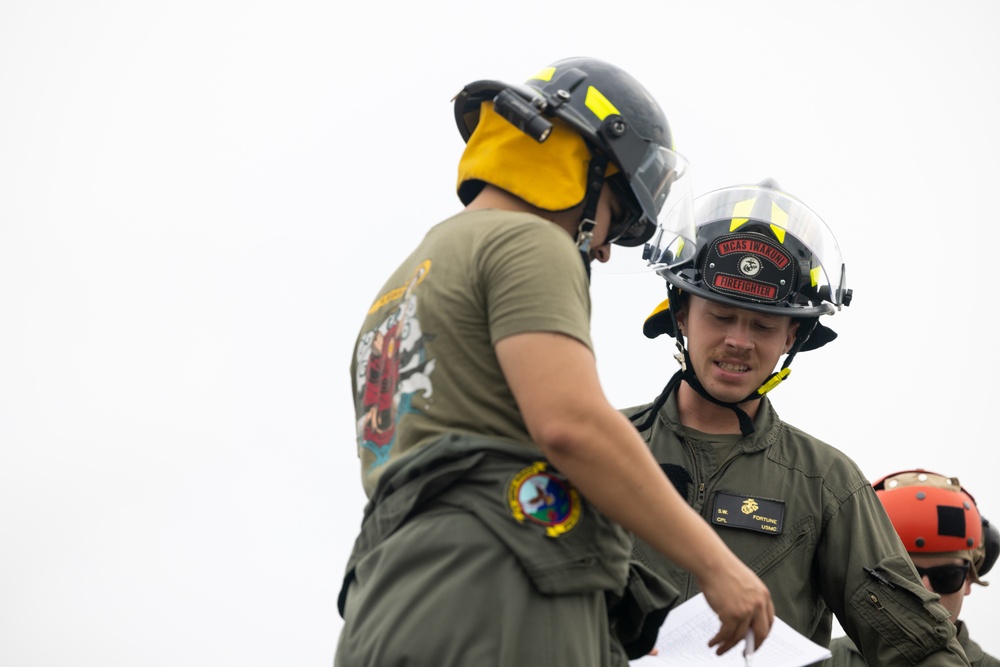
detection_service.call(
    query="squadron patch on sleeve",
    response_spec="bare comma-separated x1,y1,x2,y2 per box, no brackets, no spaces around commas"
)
712,491,785,535
507,462,581,537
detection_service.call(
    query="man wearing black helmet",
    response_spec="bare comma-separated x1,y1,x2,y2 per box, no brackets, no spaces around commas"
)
624,180,971,665
334,59,774,666
828,470,999,666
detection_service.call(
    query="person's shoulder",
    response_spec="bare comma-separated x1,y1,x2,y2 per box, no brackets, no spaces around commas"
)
619,402,654,419
958,621,1000,666
440,208,556,234
444,209,576,255
765,414,869,494
765,411,843,463
769,417,839,454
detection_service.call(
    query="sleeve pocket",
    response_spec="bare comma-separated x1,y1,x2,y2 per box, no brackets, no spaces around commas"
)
848,553,954,664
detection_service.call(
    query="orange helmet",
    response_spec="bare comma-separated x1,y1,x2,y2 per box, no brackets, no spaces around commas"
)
873,469,997,583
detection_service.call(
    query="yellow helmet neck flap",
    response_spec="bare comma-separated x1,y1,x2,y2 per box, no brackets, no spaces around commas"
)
457,101,617,212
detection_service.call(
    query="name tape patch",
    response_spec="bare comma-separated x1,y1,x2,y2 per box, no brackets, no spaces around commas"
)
712,492,785,535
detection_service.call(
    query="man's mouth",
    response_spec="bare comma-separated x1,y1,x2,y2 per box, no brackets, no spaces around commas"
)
716,361,750,373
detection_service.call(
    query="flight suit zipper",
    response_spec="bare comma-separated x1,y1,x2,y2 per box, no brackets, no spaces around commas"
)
864,588,926,647
689,437,744,506
683,437,706,505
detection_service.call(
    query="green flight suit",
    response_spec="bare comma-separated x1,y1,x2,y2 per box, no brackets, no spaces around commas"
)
623,393,970,666
828,621,998,666
336,434,678,666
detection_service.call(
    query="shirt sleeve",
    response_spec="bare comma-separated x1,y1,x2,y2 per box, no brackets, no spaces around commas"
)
477,216,593,350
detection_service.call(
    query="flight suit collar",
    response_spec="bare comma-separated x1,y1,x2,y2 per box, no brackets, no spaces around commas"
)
658,390,781,455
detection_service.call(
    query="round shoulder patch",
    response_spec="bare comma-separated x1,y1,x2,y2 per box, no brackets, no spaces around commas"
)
507,462,582,537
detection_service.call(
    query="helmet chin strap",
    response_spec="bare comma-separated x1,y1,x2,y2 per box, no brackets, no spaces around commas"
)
575,153,609,279
630,332,759,436
630,298,819,437
678,349,758,437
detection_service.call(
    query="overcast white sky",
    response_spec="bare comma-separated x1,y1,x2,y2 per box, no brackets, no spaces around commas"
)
2,1,999,665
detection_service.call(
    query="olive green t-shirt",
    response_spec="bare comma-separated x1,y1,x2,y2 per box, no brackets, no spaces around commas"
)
351,209,593,497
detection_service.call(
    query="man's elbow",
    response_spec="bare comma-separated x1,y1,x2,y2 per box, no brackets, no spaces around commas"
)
529,412,608,464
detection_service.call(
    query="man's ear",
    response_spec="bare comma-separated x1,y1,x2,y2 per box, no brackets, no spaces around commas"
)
674,306,687,336
784,320,800,354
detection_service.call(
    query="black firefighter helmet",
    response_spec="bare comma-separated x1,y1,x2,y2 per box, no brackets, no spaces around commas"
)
453,57,691,248
642,179,852,351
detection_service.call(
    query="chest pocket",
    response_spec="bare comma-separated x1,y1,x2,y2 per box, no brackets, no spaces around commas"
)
743,515,816,577
730,515,822,635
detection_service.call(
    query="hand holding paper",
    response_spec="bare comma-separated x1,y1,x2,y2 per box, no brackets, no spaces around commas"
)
631,594,831,667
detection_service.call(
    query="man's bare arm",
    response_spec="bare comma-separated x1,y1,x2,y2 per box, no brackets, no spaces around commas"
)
495,331,774,655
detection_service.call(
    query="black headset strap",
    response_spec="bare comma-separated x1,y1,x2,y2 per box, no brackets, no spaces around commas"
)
576,153,609,278
581,152,607,225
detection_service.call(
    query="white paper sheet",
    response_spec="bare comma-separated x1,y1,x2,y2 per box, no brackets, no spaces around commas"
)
630,593,832,666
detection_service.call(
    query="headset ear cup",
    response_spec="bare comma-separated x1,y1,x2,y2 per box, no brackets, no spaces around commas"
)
981,517,1000,577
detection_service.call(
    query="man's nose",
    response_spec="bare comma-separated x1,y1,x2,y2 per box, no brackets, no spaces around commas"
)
724,322,754,348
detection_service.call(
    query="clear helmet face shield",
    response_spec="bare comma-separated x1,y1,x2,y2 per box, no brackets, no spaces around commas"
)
645,183,848,314
593,149,695,275
607,145,693,247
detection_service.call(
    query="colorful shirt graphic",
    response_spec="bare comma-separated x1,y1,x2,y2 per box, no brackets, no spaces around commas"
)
349,211,593,498
354,262,435,469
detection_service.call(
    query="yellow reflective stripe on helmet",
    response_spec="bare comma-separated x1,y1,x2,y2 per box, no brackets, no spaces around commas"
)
810,265,821,287
530,67,556,82
770,202,788,242
585,86,619,120
728,198,790,242
730,197,756,230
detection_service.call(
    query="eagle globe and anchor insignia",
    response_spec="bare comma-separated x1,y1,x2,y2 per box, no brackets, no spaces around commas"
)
508,462,582,537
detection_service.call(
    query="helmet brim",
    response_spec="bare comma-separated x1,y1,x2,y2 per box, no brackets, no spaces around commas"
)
642,288,838,351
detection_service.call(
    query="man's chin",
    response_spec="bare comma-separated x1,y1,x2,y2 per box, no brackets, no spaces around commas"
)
704,381,755,405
